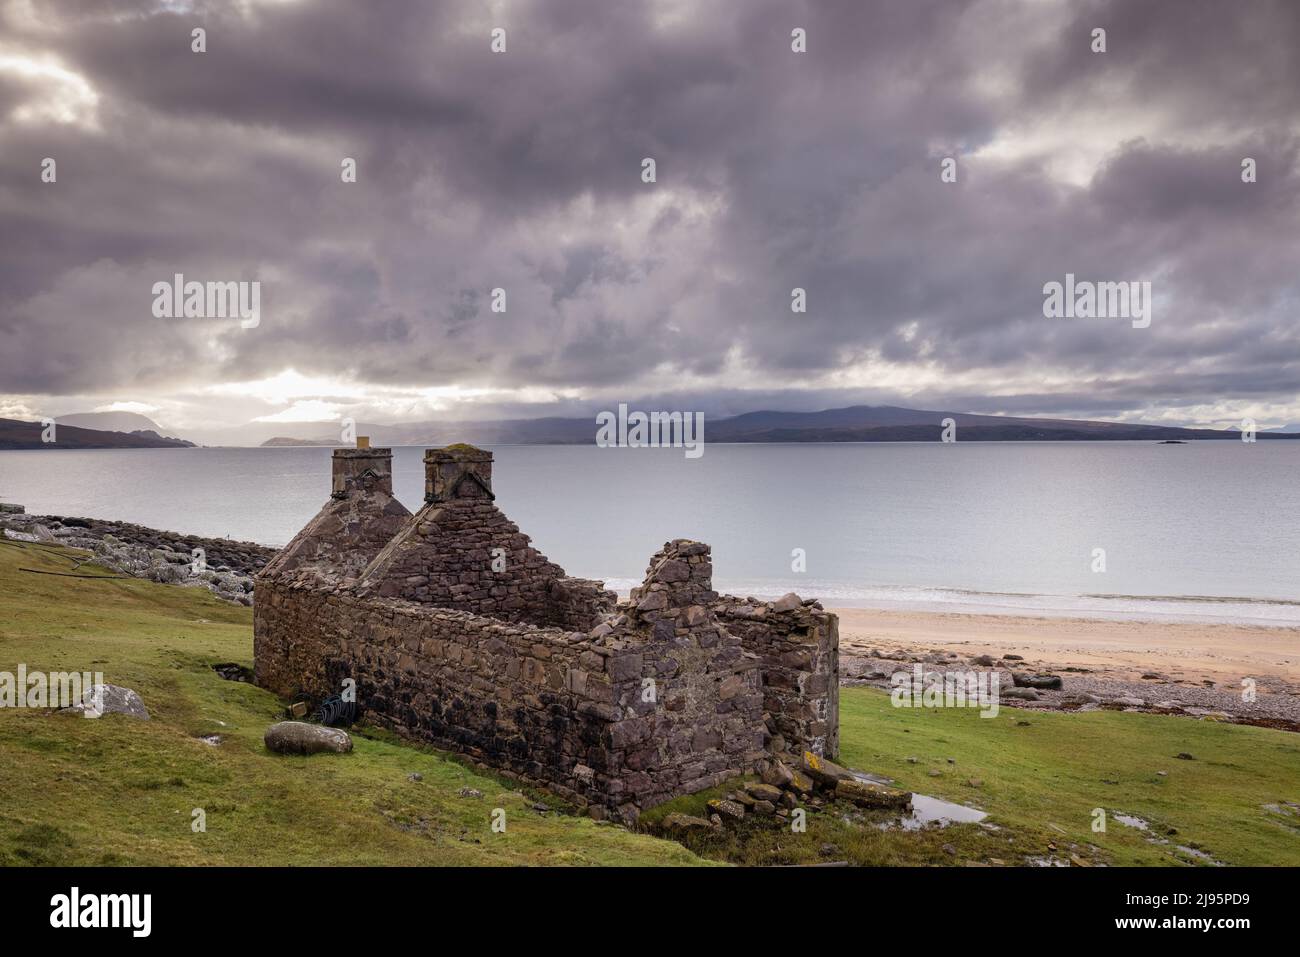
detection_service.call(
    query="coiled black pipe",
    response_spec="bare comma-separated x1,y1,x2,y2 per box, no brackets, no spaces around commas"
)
315,694,357,726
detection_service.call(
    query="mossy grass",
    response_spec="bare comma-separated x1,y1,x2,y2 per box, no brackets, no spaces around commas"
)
0,541,705,866
2,538,1295,866
640,687,1300,866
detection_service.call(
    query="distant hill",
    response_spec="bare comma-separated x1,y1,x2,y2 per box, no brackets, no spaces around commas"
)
260,436,344,447
0,418,196,450
57,411,167,434
250,404,1300,447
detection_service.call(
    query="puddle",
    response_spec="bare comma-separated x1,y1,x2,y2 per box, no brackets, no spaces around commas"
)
851,770,988,830
905,793,989,829
1176,845,1220,864
198,734,222,746
1113,813,1149,830
1114,811,1223,865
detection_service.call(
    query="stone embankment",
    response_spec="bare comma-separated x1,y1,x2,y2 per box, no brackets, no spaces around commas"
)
0,504,275,606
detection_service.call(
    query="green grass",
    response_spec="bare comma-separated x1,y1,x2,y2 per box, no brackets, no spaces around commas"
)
641,689,1300,866
2,537,1297,867
0,540,705,866
836,685,1300,866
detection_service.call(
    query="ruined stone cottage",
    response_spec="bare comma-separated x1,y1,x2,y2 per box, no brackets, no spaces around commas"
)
254,445,838,822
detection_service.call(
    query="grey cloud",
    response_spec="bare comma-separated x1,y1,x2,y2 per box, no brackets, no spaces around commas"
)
1,0,1297,427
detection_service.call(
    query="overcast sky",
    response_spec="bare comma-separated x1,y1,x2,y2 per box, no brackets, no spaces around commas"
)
1,0,1297,439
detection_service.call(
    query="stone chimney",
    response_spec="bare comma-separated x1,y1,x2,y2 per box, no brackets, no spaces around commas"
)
331,447,393,499
424,445,495,503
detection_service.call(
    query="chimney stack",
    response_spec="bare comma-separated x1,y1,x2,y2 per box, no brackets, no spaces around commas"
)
424,445,494,503
331,447,393,499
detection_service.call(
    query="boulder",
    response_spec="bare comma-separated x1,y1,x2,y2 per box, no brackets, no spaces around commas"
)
1000,687,1039,701
761,760,795,789
264,721,353,755
835,778,912,810
772,592,803,613
745,782,783,803
706,798,746,821
1012,673,1063,690
789,770,815,793
800,750,852,786
63,684,150,720
663,812,714,832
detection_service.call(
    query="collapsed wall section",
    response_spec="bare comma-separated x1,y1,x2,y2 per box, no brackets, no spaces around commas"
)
715,594,840,758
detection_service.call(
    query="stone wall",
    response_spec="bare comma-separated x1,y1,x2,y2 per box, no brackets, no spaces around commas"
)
255,539,766,820
254,444,837,821
357,449,614,630
260,447,411,586
717,595,840,758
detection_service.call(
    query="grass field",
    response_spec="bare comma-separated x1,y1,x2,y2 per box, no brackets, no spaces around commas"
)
2,537,1296,866
0,540,704,865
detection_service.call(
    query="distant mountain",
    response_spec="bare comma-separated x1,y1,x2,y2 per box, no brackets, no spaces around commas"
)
0,418,196,450
58,411,166,434
261,436,344,447
249,404,1299,447
250,418,592,447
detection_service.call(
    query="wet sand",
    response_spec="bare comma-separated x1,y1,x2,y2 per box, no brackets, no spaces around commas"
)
834,607,1300,689
833,607,1300,725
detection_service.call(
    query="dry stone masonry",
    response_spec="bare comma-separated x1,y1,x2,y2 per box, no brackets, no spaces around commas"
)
254,445,839,821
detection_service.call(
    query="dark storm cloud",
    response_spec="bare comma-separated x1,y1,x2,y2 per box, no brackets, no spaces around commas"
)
1,0,1297,427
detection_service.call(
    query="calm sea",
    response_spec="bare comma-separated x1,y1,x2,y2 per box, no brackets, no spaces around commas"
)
2,442,1297,625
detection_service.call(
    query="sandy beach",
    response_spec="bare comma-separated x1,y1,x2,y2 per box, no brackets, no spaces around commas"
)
835,607,1300,687
834,606,1300,725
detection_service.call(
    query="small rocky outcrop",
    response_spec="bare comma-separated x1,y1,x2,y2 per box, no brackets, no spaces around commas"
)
0,507,274,605
61,684,150,719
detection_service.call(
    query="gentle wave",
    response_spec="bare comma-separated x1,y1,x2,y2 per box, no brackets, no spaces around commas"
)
602,578,1300,627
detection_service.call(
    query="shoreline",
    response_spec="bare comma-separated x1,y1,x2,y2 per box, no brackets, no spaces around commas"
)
836,606,1300,728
